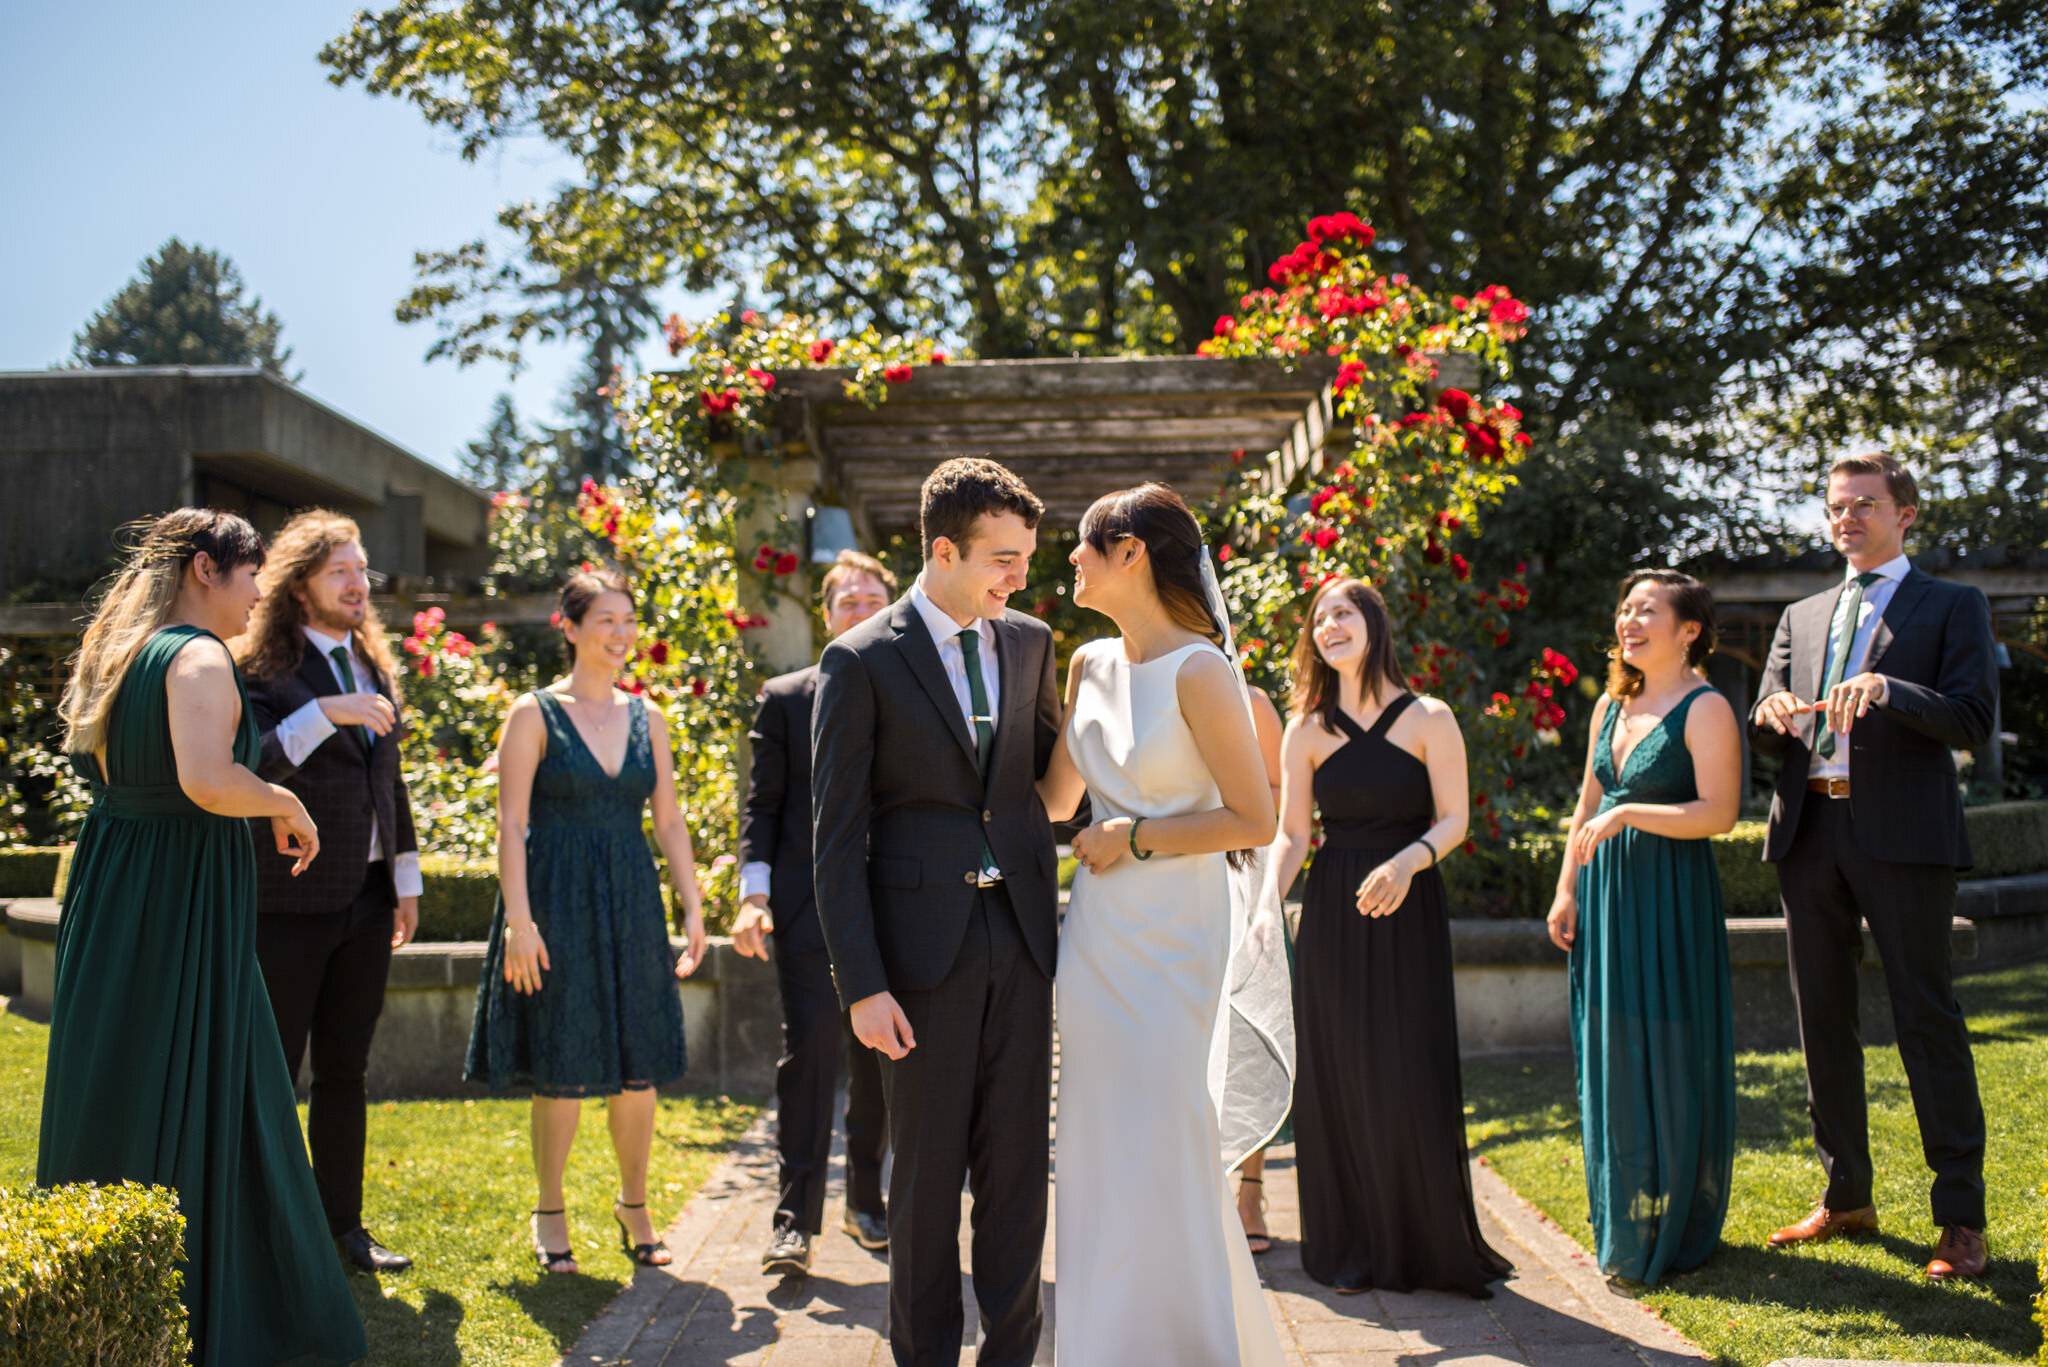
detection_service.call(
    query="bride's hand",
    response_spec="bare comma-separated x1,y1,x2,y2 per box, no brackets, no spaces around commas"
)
1070,818,1131,876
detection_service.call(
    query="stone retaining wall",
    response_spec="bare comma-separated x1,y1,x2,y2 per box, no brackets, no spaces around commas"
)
7,873,2046,1095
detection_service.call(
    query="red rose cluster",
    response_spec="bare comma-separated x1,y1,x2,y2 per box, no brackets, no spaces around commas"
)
751,543,800,576
577,478,622,539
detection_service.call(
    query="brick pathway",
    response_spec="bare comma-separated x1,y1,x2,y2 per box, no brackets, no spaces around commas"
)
559,1110,1709,1366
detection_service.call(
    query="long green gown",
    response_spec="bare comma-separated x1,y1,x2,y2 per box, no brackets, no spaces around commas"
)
38,625,367,1366
1569,683,1736,1285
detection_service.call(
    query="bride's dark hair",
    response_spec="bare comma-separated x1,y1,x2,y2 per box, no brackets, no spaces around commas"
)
1080,482,1255,869
1077,483,1223,645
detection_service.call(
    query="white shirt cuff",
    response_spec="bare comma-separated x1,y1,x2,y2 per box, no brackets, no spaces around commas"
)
276,698,338,767
393,851,424,900
739,862,773,901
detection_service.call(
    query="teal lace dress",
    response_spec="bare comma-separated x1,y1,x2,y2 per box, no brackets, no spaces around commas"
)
1569,685,1735,1284
466,692,688,1095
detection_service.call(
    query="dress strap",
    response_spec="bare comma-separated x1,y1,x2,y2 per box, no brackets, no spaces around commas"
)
1664,684,1717,731
1328,708,1370,744
1365,692,1417,741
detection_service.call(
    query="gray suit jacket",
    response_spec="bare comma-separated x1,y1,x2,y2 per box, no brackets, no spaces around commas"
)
810,594,1062,1008
1751,564,1996,867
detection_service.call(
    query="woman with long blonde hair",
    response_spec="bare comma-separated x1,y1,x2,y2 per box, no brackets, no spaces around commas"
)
40,508,366,1366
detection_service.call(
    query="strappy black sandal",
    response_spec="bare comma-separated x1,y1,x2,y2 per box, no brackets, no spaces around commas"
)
613,1197,672,1267
1238,1176,1272,1255
531,1208,577,1274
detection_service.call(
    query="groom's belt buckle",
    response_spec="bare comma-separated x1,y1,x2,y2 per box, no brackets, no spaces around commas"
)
1806,777,1851,798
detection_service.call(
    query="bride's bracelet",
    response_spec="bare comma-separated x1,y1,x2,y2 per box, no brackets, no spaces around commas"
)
1128,817,1153,862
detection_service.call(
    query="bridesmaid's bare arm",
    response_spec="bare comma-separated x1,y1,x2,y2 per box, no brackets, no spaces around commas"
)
165,636,318,874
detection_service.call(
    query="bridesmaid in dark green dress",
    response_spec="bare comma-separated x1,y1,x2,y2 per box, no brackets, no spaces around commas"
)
1548,569,1742,1285
466,568,707,1275
41,509,366,1365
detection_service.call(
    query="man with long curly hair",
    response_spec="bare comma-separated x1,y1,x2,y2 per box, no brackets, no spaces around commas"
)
234,509,422,1275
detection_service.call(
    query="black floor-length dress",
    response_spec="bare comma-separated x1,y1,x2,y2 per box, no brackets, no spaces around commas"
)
1292,694,1511,1296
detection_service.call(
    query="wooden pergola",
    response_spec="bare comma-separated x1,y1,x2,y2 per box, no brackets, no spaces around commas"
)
763,356,1347,546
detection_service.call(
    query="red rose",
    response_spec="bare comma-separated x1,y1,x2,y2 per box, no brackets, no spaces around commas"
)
930,352,947,365
690,678,708,697
753,550,773,571
1464,422,1502,460
1490,296,1529,326
1231,448,1246,464
416,656,435,678
747,367,776,390
1451,554,1471,581
1423,537,1445,565
1310,486,1338,514
603,512,620,538
882,364,914,385
647,641,670,665
701,388,739,416
1217,544,1233,562
1474,792,1488,809
413,611,432,637
775,552,799,575
1514,432,1533,447
740,309,760,324
1214,315,1236,338
1451,295,1470,312
1311,527,1339,550
1436,388,1473,422
1335,361,1369,392
808,338,835,363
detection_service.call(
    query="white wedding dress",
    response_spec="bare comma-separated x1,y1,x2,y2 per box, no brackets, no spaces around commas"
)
1054,638,1288,1367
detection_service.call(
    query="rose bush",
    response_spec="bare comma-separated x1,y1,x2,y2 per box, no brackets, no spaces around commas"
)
1203,213,1576,884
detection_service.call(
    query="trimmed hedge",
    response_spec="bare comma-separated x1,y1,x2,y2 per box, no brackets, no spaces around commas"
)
416,853,501,942
1442,801,2048,919
0,1182,189,1366
0,849,61,899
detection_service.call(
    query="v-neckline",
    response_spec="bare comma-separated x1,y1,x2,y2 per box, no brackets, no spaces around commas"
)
548,689,634,780
1607,687,1704,780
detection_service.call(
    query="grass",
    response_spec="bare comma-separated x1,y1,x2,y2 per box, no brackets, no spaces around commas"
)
0,1013,759,1367
1465,960,2048,1366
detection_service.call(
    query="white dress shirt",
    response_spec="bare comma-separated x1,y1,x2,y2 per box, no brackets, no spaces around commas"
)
272,624,424,899
1808,553,1910,782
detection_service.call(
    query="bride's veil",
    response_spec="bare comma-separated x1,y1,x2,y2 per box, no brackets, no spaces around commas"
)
1200,550,1297,1172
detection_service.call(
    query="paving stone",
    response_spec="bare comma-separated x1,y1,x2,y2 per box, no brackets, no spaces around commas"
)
1288,1319,1409,1352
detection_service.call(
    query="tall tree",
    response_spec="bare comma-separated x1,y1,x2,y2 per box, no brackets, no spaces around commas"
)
71,238,298,378
322,0,2048,551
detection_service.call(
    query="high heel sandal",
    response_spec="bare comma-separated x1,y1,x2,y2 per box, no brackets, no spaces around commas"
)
531,1208,577,1275
613,1197,672,1267
1237,1176,1271,1255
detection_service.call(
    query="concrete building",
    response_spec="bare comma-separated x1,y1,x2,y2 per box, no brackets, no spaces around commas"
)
0,367,490,608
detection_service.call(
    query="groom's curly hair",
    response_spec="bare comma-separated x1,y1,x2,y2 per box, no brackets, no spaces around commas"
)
920,458,1044,558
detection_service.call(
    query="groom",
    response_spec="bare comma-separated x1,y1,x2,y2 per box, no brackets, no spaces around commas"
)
811,457,1063,1367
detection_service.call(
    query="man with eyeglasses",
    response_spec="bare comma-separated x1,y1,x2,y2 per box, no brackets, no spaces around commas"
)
1751,453,1998,1280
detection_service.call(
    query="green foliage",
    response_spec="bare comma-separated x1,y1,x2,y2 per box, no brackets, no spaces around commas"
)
1468,961,2048,1365
1447,802,2048,918
1,648,91,850
68,238,295,378
414,854,501,942
0,849,60,898
0,1183,189,1367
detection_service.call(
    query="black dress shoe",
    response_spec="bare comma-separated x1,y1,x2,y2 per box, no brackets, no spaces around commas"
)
762,1224,813,1275
841,1209,889,1251
336,1227,414,1274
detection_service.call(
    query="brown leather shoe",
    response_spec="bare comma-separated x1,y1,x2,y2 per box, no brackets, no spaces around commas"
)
1926,1225,1987,1280
1767,1204,1879,1247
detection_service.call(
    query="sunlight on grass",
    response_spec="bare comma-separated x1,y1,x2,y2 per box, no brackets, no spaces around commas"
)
1465,961,2048,1366
0,1012,758,1367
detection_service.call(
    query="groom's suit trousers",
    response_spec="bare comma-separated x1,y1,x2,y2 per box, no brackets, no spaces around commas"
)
879,883,1052,1367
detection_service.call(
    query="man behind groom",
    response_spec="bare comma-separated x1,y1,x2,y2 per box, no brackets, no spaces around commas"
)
811,458,1062,1367
1752,453,1998,1280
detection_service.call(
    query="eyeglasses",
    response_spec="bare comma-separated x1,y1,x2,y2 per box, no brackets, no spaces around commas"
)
1824,497,1896,522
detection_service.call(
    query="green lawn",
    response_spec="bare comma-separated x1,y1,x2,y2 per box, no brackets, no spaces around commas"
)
0,1013,758,1367
1465,961,2048,1366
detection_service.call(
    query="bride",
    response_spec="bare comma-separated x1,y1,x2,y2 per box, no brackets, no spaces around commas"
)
1038,482,1290,1366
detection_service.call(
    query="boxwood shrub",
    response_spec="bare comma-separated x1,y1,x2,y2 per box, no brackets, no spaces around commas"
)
0,1182,189,1366
0,849,60,899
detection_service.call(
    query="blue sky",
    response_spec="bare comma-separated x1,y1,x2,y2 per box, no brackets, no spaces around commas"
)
0,1,706,477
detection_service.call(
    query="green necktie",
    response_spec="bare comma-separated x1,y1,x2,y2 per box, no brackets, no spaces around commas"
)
957,628,998,878
329,645,374,754
1815,571,1883,760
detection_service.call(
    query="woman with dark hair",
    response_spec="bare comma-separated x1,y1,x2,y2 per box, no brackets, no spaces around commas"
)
41,509,366,1365
1547,569,1739,1283
1275,576,1510,1296
1037,482,1288,1364
467,568,708,1273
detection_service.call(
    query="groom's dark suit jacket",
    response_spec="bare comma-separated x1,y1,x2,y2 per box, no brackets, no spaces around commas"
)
1751,564,1996,867
810,595,1062,1009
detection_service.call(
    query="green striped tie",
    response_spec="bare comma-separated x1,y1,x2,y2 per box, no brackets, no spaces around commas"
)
329,646,374,754
1815,571,1882,760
